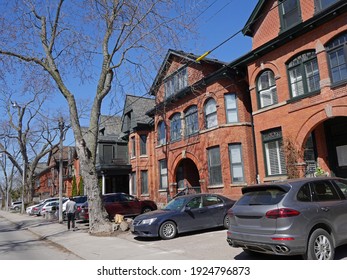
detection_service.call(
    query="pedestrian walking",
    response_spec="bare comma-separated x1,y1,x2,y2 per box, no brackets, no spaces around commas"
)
66,197,77,231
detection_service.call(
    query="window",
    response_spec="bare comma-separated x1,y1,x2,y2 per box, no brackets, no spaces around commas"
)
204,98,218,128
257,70,278,108
229,144,245,183
311,181,340,201
141,170,148,194
262,128,286,176
287,51,320,98
185,106,199,136
131,137,136,158
170,113,181,142
224,93,238,123
131,172,136,195
164,67,188,98
279,0,301,31
157,121,166,145
207,146,223,185
103,144,113,163
315,0,340,12
159,160,168,190
140,135,147,155
326,32,347,85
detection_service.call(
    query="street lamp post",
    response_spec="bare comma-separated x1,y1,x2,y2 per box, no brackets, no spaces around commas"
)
11,101,26,214
58,118,65,223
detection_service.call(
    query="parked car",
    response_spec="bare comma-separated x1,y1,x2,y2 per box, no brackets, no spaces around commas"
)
41,199,68,217
78,193,157,222
79,200,89,222
226,177,347,260
31,202,45,216
10,201,22,211
26,203,42,215
62,195,88,220
131,193,235,240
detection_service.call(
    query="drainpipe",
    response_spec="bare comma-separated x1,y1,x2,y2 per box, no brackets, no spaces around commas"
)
251,112,260,184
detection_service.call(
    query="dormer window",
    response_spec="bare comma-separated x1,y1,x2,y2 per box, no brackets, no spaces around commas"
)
164,67,188,98
279,0,301,31
315,0,340,12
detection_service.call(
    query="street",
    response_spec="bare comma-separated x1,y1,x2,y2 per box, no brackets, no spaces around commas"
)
0,215,81,260
1,210,347,260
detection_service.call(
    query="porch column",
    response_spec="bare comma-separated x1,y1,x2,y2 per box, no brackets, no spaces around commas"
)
102,173,106,195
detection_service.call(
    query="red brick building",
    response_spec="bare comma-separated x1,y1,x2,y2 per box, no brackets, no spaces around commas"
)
244,0,347,182
34,146,81,200
124,50,257,206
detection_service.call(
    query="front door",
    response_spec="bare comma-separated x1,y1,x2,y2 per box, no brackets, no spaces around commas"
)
325,117,347,178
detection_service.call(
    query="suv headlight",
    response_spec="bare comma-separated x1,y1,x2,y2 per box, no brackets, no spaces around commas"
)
140,218,157,225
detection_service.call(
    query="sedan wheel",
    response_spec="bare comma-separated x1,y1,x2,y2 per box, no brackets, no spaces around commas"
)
223,214,230,229
159,221,177,240
306,229,334,260
142,207,152,213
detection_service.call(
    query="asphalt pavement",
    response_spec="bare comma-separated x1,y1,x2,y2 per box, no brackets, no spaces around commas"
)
0,209,243,260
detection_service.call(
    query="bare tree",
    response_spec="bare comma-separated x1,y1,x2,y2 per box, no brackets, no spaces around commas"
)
0,0,203,234
0,91,60,213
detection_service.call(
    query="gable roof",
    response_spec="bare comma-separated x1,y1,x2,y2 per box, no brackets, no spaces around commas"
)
149,49,227,96
121,95,155,133
242,0,267,37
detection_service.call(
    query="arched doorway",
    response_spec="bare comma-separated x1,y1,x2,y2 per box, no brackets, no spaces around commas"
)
324,117,347,178
303,116,347,178
175,158,201,193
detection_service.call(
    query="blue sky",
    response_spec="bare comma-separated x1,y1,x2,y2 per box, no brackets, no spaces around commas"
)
59,0,259,145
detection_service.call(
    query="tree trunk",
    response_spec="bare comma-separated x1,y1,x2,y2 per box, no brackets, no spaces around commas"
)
75,140,112,235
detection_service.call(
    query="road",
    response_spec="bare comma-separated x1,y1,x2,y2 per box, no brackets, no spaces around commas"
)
0,215,81,260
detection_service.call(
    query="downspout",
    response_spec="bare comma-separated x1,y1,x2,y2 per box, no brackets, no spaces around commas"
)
251,111,260,184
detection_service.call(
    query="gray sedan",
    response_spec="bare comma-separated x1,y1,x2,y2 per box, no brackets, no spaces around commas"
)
132,193,235,240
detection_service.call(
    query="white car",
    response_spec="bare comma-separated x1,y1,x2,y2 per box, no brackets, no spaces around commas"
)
41,199,68,217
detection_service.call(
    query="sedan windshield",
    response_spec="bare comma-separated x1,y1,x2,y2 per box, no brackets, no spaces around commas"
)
164,197,188,211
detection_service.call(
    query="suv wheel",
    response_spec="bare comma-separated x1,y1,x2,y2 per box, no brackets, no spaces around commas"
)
305,229,334,260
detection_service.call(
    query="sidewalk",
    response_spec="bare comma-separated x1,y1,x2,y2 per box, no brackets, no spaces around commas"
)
0,210,192,260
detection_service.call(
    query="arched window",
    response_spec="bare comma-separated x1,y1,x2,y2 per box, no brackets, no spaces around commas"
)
326,32,347,85
287,51,320,98
257,70,278,108
184,105,198,136
157,121,166,145
204,98,218,129
170,113,181,142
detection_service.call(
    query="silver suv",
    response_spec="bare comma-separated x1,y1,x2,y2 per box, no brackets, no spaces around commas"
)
227,177,347,260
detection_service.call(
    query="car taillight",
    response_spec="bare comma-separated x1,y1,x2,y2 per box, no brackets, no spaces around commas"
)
265,208,300,219
77,206,81,211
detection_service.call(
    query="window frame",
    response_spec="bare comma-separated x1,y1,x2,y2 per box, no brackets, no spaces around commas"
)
141,170,148,194
170,113,182,142
164,67,188,98
224,93,239,123
157,121,166,145
184,105,199,137
326,32,347,86
130,136,136,158
287,51,321,99
229,143,245,183
278,0,302,32
140,134,147,155
314,0,340,13
159,159,168,190
257,70,278,109
207,146,223,186
262,128,287,177
204,98,218,129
